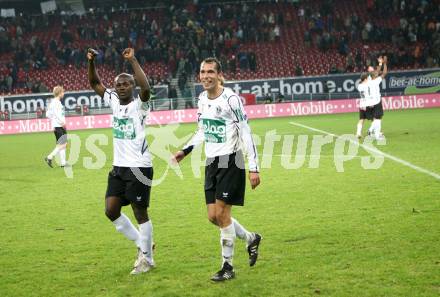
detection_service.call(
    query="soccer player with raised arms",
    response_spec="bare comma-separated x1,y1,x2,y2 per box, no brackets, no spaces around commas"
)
87,48,155,275
172,57,262,281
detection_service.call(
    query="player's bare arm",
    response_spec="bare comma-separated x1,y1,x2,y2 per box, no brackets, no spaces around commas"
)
123,48,151,102
87,48,105,97
380,56,388,79
375,56,383,73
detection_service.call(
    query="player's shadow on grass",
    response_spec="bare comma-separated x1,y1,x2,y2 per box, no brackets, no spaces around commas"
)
284,235,314,243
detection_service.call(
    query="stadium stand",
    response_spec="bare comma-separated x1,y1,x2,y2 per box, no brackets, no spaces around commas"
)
0,0,439,95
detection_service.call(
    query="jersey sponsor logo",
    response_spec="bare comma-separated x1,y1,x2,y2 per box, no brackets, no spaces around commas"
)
202,118,226,143
113,117,136,139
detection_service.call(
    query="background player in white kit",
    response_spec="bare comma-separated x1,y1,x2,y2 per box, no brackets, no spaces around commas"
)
356,56,388,139
44,85,68,167
172,57,262,282
87,48,155,275
356,72,374,139
366,56,388,140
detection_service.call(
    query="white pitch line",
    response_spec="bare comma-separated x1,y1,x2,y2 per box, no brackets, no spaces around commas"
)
289,121,440,180
263,154,364,158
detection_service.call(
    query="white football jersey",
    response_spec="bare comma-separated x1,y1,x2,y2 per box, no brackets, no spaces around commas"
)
357,82,372,108
46,99,65,128
367,76,383,105
183,87,259,172
103,89,152,168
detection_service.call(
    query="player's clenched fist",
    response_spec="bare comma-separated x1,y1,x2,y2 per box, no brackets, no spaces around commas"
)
122,48,135,61
87,48,98,60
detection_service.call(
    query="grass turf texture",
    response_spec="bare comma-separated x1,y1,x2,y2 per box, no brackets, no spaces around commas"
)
0,108,439,297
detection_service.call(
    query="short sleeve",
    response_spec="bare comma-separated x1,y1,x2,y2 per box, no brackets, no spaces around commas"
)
103,89,118,108
135,97,150,116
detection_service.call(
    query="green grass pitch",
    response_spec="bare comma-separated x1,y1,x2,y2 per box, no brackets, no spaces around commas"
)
0,108,439,297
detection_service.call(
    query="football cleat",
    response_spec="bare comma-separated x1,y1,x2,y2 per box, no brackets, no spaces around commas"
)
44,157,53,168
210,262,235,281
247,233,262,267
130,256,154,275
133,248,143,267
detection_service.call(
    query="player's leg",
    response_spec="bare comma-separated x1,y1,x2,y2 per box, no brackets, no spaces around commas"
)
211,200,236,281
127,167,154,274
373,102,384,140
131,204,153,264
45,128,67,167
57,129,68,167
373,118,383,139
205,157,218,226
357,107,368,139
45,129,61,167
366,107,375,136
226,151,262,267
106,196,140,244
207,203,217,225
356,118,364,139
105,167,140,246
208,202,257,251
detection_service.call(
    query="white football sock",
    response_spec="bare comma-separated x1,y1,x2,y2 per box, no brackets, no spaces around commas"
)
48,147,60,159
368,123,374,134
374,119,382,138
138,220,153,263
59,148,66,166
220,223,236,266
356,122,363,136
232,217,254,245
112,213,140,246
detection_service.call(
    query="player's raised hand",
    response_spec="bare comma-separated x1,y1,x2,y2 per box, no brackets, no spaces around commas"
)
377,56,384,64
87,48,98,61
249,172,260,189
383,56,388,64
122,48,135,61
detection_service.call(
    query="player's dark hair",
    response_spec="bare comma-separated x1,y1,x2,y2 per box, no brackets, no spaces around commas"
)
202,57,223,73
360,72,369,82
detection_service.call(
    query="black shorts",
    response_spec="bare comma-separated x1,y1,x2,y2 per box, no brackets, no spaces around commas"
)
205,151,246,206
105,166,153,208
371,101,384,119
54,127,67,144
359,108,370,120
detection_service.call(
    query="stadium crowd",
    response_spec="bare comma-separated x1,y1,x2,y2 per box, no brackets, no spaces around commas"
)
0,0,439,95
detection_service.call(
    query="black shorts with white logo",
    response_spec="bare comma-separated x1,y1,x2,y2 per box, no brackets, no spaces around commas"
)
371,101,384,119
105,166,153,208
54,127,67,144
204,151,246,206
